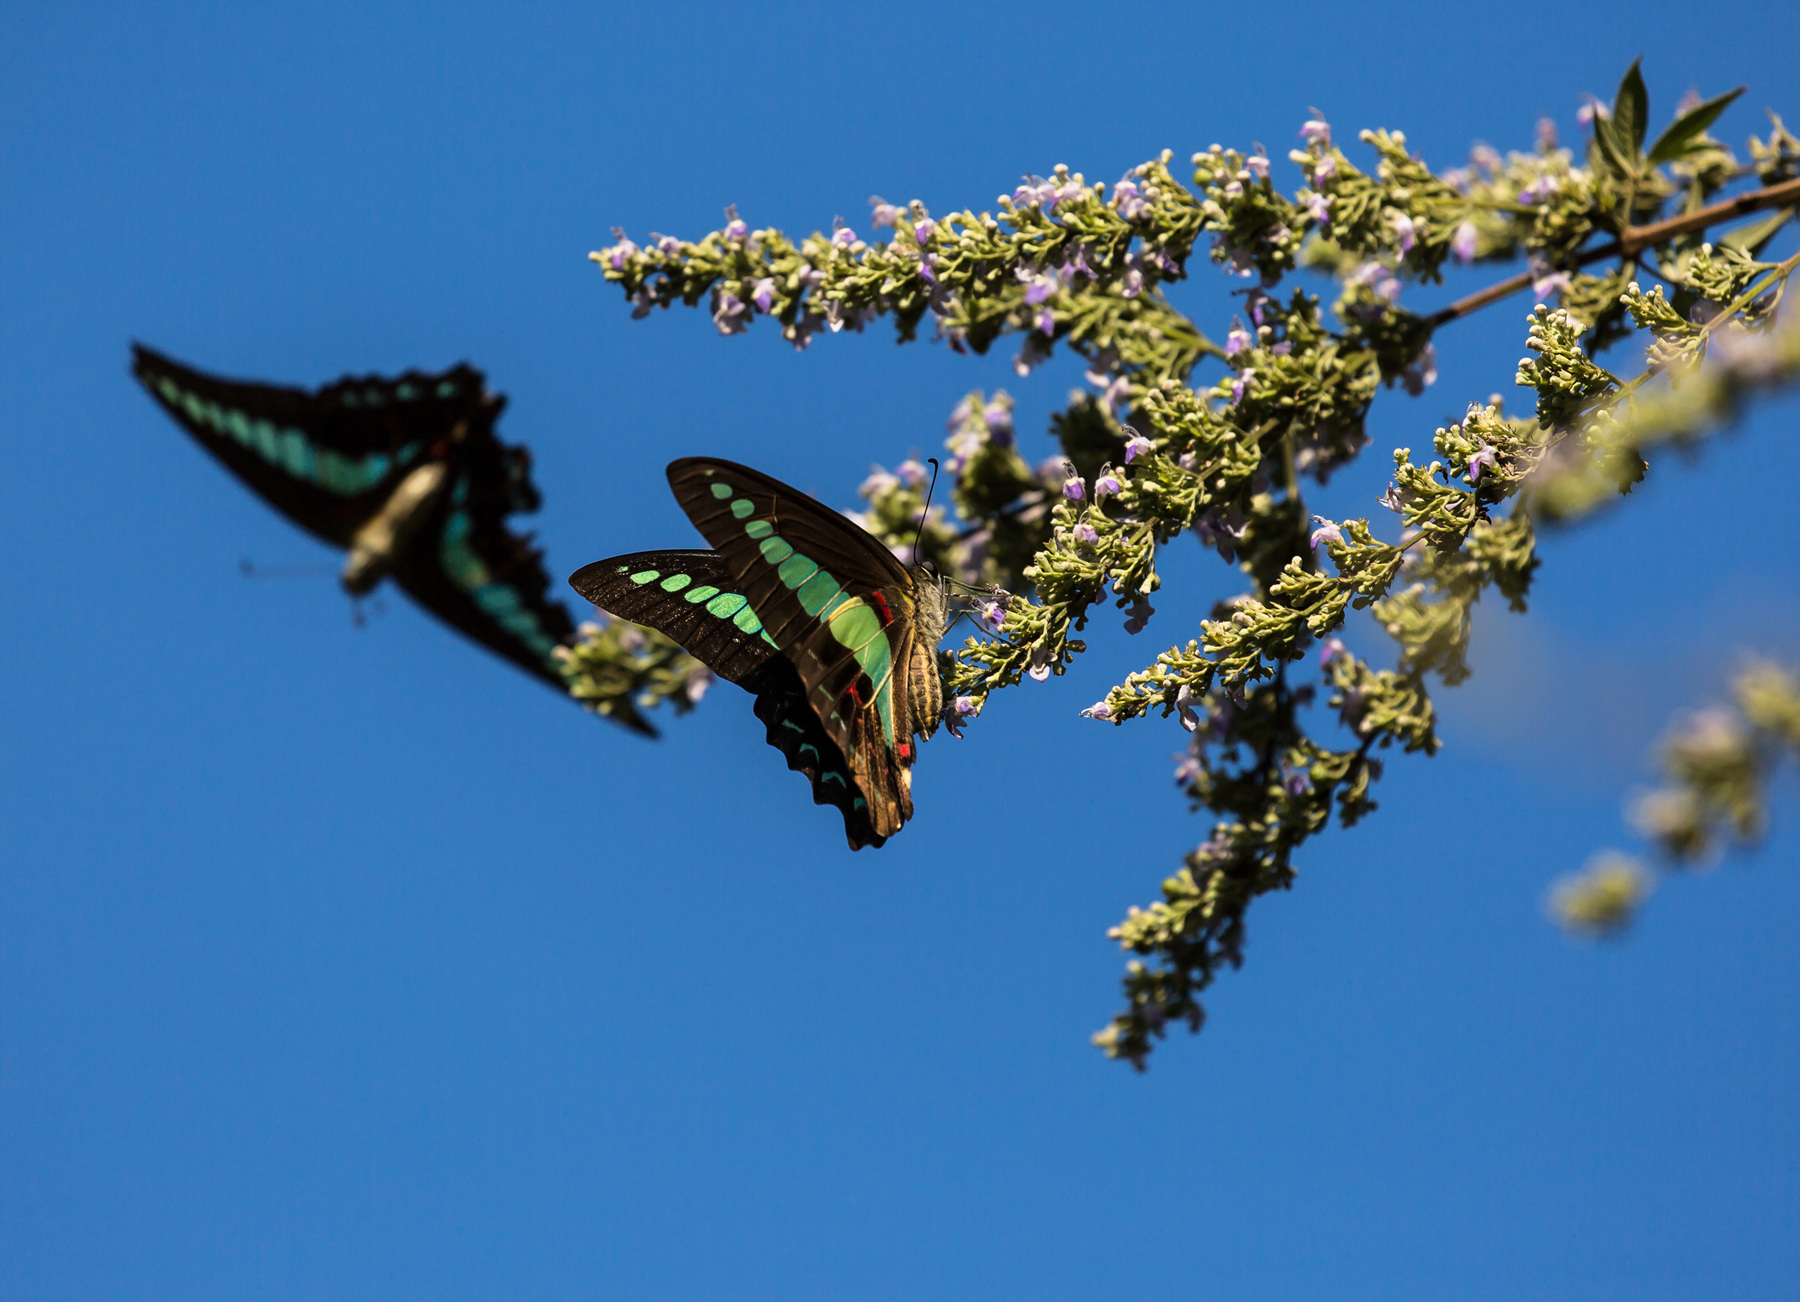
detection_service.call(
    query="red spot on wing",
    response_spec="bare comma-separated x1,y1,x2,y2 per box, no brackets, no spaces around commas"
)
869,591,894,626
897,740,912,761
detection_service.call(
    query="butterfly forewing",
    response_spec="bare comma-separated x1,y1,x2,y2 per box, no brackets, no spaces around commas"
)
569,549,884,846
131,343,488,548
569,550,783,686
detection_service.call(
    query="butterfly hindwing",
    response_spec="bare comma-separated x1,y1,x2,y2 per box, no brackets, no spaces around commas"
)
665,457,935,839
746,660,886,850
389,450,585,706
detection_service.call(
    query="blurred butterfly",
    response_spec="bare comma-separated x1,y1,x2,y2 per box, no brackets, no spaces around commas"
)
131,344,654,735
570,458,948,849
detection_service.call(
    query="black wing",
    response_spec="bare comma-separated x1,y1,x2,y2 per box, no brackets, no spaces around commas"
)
666,457,925,840
390,439,590,705
131,343,490,548
570,548,883,847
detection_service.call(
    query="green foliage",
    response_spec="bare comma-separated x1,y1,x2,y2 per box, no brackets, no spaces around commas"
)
574,65,1800,1065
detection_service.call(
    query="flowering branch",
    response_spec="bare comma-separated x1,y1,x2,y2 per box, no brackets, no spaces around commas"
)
575,65,1800,1066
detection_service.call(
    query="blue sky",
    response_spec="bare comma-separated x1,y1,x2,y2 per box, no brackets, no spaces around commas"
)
4,2,1798,1298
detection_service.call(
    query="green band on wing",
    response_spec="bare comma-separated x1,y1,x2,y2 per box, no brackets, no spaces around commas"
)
706,592,747,618
731,498,755,519
759,536,793,565
684,585,720,603
744,520,773,540
796,570,843,617
710,482,733,499
659,573,691,592
630,570,659,584
152,375,402,497
776,553,818,590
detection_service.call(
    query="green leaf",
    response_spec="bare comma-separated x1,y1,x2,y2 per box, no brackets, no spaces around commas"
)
1648,86,1746,164
1591,115,1633,182
1612,58,1649,156
1718,206,1794,256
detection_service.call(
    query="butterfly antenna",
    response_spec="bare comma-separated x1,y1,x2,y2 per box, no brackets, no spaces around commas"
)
911,458,941,567
240,557,336,580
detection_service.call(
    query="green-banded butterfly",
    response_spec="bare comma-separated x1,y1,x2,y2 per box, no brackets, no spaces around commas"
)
569,458,949,848
129,345,646,730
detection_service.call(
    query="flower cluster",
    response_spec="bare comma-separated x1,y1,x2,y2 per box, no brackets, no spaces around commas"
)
556,615,708,735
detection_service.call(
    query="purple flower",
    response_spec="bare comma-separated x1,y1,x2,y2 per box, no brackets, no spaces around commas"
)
1245,153,1270,182
657,235,681,255
1517,175,1560,205
897,458,929,487
1020,266,1061,304
1376,276,1402,303
1304,191,1330,226
605,239,638,271
685,666,713,703
725,218,749,242
1400,342,1438,395
712,290,748,335
1013,334,1050,376
1036,308,1055,335
1123,596,1154,634
1299,118,1331,146
1230,368,1255,406
1466,445,1497,483
1090,369,1130,416
860,466,899,497
914,216,937,245
1283,768,1312,797
1675,88,1704,116
1094,470,1122,498
1124,432,1155,463
1389,212,1416,256
1270,340,1292,356
955,695,980,717
1536,117,1559,151
1028,645,1055,682
1575,96,1609,128
1223,180,1243,200
1319,637,1347,668
1226,323,1254,357
1113,178,1150,221
752,277,777,312
868,196,902,228
1452,220,1479,263
1174,751,1203,786
1377,483,1405,514
983,403,1014,441
975,600,1006,632
1245,287,1270,327
918,256,938,285
1470,144,1502,173
1532,269,1572,301
1120,255,1145,298
1175,683,1200,733
1062,466,1085,500
1073,521,1099,546
1313,153,1338,182
1080,700,1115,721
831,226,858,249
1309,516,1343,550
629,286,655,319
